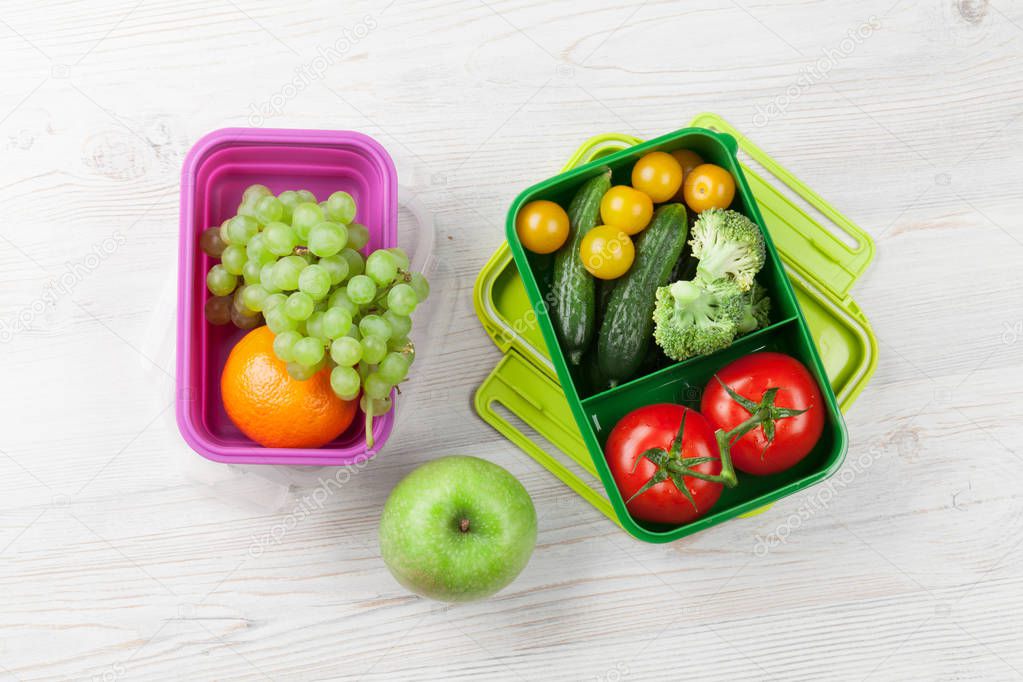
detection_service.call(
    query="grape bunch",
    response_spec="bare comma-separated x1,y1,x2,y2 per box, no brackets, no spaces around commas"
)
200,184,430,447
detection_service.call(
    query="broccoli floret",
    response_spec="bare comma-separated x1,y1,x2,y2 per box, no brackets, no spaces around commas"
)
689,208,766,291
737,282,771,334
652,277,744,361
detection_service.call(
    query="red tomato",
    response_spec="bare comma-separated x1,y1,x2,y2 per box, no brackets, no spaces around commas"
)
604,404,724,525
701,352,825,475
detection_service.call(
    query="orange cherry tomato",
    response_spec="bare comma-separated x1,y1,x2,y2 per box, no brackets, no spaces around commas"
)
579,225,635,280
600,185,654,235
515,200,570,254
631,151,683,203
682,163,736,213
670,149,704,201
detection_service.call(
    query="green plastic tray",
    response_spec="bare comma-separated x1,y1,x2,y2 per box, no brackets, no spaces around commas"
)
473,114,878,542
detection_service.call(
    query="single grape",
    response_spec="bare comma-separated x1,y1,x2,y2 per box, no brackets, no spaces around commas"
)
378,352,410,384
254,195,284,224
322,307,353,339
361,335,387,364
382,310,411,338
245,234,274,266
265,307,298,334
387,283,418,316
277,190,299,219
199,226,227,258
263,292,287,312
359,314,392,341
293,336,325,367
363,372,392,400
242,259,262,285
260,262,282,293
330,365,361,400
318,254,350,285
307,221,348,258
287,361,319,381
207,265,237,296
226,215,259,245
347,223,370,251
221,244,247,275
204,295,232,325
243,184,272,204
328,289,359,315
409,272,430,301
298,263,331,299
230,303,263,330
347,275,376,305
365,250,398,286
291,202,325,241
272,330,302,362
264,221,298,257
241,284,269,311
339,248,365,277
219,218,232,244
387,247,410,271
284,291,315,321
237,291,260,319
325,191,357,223
361,394,393,416
330,335,362,366
296,189,317,204
388,336,413,359
306,311,326,340
273,255,307,291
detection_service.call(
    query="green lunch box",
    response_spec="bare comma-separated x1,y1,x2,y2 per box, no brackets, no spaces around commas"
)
474,113,878,544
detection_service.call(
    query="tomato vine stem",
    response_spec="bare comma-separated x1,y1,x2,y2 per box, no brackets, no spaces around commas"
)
628,378,809,511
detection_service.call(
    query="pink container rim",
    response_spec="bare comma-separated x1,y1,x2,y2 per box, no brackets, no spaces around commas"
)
176,127,398,466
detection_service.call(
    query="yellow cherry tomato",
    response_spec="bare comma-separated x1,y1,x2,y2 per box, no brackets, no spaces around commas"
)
579,225,635,280
670,149,704,201
600,185,654,235
683,163,736,213
515,200,570,254
631,151,683,203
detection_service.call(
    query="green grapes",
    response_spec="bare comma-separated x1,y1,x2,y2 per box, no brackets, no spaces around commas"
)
326,191,357,223
308,222,348,258
284,292,315,321
347,223,370,250
207,265,237,296
347,275,376,305
366,250,398,286
298,264,331,299
201,184,432,447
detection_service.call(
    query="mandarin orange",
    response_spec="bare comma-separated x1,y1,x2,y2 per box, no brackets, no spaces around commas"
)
221,326,356,448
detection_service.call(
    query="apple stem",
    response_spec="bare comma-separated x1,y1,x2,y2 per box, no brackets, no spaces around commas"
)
459,518,470,533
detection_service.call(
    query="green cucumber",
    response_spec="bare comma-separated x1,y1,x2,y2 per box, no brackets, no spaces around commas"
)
549,169,612,365
597,203,689,385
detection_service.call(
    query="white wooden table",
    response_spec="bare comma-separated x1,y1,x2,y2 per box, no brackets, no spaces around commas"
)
2,0,1021,679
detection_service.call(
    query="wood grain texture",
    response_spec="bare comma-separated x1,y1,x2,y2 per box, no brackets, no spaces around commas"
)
0,0,1021,679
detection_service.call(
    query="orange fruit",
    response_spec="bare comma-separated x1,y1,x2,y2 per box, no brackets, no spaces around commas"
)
221,326,357,448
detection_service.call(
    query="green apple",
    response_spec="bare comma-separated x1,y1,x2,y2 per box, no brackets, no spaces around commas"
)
379,456,537,602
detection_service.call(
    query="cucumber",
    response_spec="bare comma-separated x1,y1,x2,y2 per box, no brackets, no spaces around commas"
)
597,203,689,385
595,278,613,328
549,169,612,365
